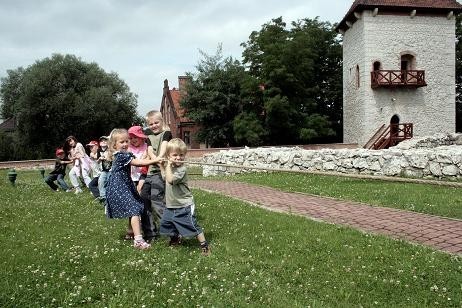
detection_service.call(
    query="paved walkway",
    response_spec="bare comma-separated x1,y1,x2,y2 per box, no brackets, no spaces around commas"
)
190,180,462,255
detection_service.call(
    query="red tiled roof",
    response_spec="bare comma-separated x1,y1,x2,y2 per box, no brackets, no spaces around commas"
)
0,117,16,132
170,88,191,123
337,0,462,32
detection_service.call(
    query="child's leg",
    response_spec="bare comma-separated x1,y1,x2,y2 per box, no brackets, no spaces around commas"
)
131,215,150,249
140,176,157,241
197,232,210,256
98,171,108,200
125,218,134,240
150,173,166,225
56,174,70,191
88,177,100,198
81,166,92,187
69,166,81,189
45,174,59,191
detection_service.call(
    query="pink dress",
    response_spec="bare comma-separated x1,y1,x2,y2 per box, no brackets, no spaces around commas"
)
128,143,147,182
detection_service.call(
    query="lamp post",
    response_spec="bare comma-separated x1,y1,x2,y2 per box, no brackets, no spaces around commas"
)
7,168,17,186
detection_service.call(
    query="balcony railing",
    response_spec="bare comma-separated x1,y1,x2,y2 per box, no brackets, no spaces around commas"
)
371,70,427,88
364,123,413,150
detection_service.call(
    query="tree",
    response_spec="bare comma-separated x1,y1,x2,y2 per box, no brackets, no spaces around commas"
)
241,17,342,144
0,54,140,159
181,45,253,147
0,67,24,119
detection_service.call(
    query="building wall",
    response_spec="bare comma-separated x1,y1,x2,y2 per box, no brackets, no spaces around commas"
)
343,15,367,144
343,10,456,146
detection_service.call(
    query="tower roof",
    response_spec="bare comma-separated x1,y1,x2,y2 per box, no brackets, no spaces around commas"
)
336,0,462,32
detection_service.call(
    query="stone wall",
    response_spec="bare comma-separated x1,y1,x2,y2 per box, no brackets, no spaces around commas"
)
202,134,462,180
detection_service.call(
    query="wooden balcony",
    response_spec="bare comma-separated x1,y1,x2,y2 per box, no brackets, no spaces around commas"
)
371,70,427,88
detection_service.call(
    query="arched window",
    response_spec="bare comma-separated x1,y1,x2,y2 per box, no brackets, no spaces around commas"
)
373,61,381,71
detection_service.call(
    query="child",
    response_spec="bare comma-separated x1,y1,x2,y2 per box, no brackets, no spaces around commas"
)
97,136,111,203
87,140,101,199
140,110,172,242
44,148,72,192
105,128,159,250
64,136,92,194
124,125,148,240
160,138,210,256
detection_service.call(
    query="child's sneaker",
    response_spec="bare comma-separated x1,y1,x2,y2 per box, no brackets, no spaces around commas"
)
200,243,211,256
169,235,182,246
74,187,83,194
133,240,151,250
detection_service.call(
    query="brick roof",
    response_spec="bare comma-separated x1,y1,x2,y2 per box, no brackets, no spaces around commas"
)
0,117,16,132
337,0,462,32
169,88,191,123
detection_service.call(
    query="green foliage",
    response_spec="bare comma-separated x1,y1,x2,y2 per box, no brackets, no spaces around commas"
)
0,54,140,159
299,113,336,141
233,111,267,146
0,170,461,307
241,17,343,143
0,131,14,161
0,67,24,119
181,45,250,147
182,17,343,147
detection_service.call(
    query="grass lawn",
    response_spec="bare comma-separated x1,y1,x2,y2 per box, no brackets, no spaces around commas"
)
0,169,461,307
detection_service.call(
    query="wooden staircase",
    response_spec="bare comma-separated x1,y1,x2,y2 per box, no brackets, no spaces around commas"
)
364,123,413,150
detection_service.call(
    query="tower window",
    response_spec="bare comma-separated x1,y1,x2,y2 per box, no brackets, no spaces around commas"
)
355,65,360,88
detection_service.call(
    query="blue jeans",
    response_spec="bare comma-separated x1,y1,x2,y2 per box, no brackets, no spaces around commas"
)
89,177,100,198
98,171,109,199
140,173,165,239
45,174,70,191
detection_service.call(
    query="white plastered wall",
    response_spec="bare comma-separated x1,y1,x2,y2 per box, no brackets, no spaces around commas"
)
343,10,456,146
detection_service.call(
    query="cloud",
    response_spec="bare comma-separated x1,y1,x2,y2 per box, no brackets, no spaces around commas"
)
0,0,351,116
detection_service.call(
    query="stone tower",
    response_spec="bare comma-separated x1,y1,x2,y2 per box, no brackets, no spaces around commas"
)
337,0,462,147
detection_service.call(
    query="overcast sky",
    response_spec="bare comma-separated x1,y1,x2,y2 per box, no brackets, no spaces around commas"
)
0,0,352,116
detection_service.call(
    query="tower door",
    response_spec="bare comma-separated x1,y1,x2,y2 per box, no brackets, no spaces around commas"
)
390,115,400,138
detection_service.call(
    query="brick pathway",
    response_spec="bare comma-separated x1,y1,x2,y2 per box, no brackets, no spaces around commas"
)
190,180,462,255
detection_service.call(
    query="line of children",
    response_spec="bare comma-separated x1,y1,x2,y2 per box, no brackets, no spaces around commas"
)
44,113,210,254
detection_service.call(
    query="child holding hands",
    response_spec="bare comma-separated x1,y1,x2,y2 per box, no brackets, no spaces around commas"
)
160,138,210,256
105,128,159,250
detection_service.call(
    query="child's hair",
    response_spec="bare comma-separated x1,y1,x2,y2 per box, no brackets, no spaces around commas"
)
63,135,78,155
107,128,128,161
165,138,188,157
145,110,170,131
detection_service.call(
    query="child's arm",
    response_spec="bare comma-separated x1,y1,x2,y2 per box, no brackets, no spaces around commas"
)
130,157,158,167
164,160,174,184
147,146,156,160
